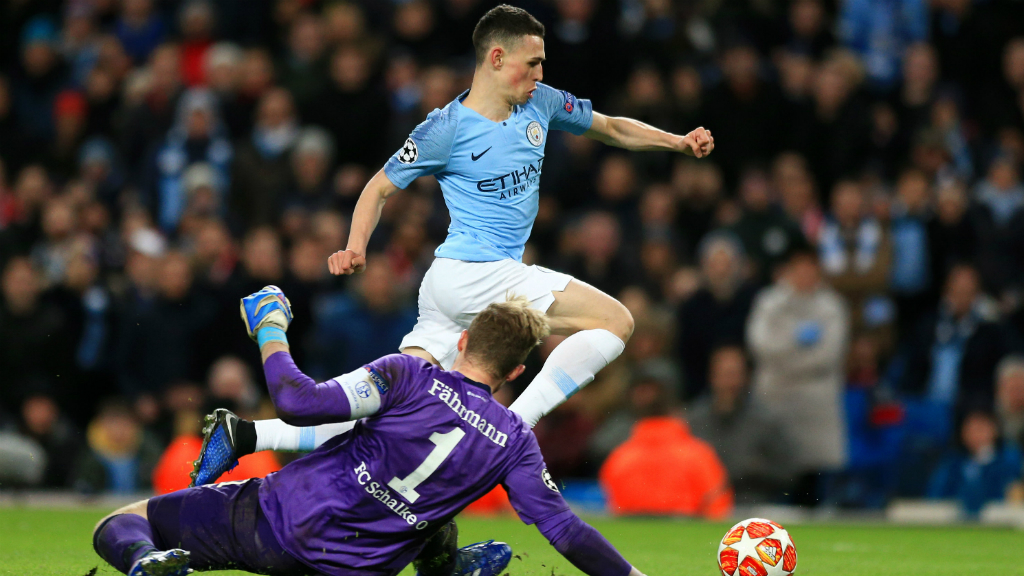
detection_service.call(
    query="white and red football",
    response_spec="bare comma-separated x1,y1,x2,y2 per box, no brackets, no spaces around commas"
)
717,518,797,576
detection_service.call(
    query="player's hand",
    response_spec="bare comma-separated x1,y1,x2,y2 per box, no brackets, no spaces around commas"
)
328,249,366,275
240,285,293,341
679,127,714,158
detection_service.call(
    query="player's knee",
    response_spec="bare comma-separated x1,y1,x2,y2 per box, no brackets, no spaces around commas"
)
94,499,150,536
607,301,634,343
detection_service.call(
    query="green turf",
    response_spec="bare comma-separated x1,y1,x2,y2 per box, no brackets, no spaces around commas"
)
0,508,1020,575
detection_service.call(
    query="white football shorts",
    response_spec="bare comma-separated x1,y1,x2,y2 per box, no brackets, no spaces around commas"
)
398,257,573,369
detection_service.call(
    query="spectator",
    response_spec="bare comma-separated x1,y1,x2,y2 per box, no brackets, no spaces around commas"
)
116,249,217,401
48,89,88,178
971,154,1024,296
927,410,1023,516
119,43,182,172
839,0,928,91
203,42,245,136
276,12,328,113
587,365,677,471
114,0,166,64
308,257,417,380
560,211,633,298
72,399,163,494
306,45,389,167
675,233,756,400
282,126,334,215
728,167,806,284
889,168,935,338
0,257,75,414
178,1,216,87
774,152,825,243
0,76,22,172
19,394,82,488
747,247,850,505
11,16,68,148
900,265,1018,417
996,355,1024,448
928,179,975,286
599,375,733,519
819,180,894,347
688,346,797,504
702,45,782,181
205,356,261,417
145,88,232,234
837,334,905,507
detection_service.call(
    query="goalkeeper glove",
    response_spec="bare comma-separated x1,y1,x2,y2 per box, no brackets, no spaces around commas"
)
240,285,293,345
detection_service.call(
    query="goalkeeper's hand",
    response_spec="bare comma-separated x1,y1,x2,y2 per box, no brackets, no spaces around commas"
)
240,285,293,341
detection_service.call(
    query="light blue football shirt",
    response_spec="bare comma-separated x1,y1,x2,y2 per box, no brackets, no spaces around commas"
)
384,82,593,262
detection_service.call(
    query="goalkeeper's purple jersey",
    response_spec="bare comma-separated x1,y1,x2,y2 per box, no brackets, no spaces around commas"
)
258,354,570,576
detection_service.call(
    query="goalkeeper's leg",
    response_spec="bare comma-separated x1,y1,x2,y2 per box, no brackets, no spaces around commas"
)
190,409,354,487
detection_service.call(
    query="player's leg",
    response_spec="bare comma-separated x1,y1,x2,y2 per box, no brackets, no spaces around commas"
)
112,480,309,575
508,279,633,426
93,499,191,576
413,520,514,576
190,408,356,486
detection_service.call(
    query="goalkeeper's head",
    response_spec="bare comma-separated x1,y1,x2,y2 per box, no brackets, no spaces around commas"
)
456,295,550,388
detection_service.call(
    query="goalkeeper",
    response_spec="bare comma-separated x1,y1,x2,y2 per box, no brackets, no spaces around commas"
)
93,286,649,576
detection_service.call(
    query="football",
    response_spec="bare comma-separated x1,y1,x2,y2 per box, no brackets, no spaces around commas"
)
717,518,797,576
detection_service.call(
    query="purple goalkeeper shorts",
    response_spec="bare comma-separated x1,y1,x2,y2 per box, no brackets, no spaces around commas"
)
146,478,320,575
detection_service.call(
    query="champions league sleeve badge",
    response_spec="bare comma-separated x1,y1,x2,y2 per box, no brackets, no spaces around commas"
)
526,121,543,147
398,138,419,164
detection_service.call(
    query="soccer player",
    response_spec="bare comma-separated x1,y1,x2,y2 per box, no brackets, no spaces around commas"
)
216,3,715,467
93,287,647,576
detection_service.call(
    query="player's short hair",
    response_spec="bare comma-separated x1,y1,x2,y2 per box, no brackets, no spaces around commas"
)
472,5,545,65
464,294,550,380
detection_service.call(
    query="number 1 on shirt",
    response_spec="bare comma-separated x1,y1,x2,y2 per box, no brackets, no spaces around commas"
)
388,428,466,503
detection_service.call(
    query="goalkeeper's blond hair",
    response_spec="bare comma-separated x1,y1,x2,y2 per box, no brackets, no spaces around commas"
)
464,294,550,379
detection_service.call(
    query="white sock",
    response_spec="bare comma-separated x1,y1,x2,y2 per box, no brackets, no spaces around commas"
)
254,419,356,452
508,328,625,427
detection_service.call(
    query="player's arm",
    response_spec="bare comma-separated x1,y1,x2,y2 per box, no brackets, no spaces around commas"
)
329,108,456,275
327,169,401,275
502,436,644,576
240,286,387,426
584,112,713,157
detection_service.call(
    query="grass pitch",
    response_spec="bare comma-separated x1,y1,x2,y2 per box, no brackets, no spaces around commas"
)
0,508,1020,575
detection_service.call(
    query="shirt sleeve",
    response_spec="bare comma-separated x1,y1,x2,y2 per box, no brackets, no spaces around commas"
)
501,431,572,524
383,106,458,189
533,83,593,136
362,353,429,413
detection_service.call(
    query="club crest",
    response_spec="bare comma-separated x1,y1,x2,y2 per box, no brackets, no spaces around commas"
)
526,121,543,146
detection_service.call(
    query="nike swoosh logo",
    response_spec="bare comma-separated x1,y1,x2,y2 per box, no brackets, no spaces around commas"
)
471,147,492,161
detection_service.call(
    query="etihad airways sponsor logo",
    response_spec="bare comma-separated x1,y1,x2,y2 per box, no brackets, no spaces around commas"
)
428,379,508,447
476,158,544,200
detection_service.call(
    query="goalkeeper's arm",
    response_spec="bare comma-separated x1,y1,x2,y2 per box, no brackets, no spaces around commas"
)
243,286,368,426
535,510,644,576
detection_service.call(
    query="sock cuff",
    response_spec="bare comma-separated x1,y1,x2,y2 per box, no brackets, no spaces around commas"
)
582,328,626,363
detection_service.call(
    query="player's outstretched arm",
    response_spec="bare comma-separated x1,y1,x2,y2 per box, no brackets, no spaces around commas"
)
584,112,714,157
502,436,644,576
241,287,379,426
328,169,401,275
535,510,645,576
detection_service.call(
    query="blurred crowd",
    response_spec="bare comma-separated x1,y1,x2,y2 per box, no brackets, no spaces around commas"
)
1,0,1024,518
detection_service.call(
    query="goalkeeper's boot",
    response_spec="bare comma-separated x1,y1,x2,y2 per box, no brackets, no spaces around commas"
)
128,549,191,576
450,540,513,576
190,409,240,487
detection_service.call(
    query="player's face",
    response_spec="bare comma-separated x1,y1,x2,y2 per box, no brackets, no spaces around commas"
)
503,35,545,105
